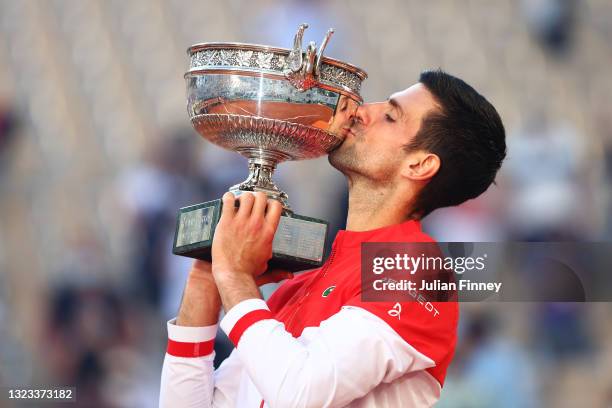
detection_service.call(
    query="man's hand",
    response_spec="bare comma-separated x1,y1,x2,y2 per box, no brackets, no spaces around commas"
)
256,270,294,286
211,191,283,311
212,191,283,278
190,259,293,287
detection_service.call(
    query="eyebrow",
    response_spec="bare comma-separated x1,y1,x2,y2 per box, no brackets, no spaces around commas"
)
388,97,404,117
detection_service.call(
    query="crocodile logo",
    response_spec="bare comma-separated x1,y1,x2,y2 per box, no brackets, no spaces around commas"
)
322,286,336,298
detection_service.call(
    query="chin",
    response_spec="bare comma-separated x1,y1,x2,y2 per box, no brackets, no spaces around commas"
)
328,145,358,173
328,148,344,170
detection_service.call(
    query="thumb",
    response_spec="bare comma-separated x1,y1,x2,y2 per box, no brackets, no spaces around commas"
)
255,270,294,286
268,269,294,280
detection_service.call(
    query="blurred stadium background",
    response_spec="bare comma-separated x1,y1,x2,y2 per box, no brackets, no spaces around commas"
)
1,0,612,406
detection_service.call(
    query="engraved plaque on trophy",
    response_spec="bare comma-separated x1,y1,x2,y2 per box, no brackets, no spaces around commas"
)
172,24,367,271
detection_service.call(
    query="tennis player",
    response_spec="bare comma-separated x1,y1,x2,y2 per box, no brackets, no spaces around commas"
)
160,69,506,407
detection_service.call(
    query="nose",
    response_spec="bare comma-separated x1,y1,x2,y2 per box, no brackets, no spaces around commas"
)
353,103,371,126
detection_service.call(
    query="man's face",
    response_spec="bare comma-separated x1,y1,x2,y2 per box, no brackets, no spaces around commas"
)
329,83,439,184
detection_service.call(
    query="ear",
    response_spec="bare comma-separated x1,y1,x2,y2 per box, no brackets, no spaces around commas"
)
401,150,440,181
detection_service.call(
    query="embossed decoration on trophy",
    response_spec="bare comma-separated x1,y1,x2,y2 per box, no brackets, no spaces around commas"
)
172,23,368,271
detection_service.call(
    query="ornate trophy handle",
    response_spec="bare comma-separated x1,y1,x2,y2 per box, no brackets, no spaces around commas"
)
286,23,308,73
315,28,334,77
285,24,336,91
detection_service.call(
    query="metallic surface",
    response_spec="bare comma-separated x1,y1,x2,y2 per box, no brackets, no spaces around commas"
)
185,24,367,207
187,43,367,98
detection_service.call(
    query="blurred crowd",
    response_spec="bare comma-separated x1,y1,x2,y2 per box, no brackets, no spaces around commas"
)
1,0,612,406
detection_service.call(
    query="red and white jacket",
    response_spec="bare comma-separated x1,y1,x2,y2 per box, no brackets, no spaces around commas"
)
160,220,458,407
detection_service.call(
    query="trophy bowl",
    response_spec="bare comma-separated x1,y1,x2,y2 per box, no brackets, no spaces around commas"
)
185,24,367,208
173,24,368,270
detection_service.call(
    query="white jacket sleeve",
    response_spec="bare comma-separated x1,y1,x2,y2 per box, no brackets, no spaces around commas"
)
159,320,243,408
219,299,439,408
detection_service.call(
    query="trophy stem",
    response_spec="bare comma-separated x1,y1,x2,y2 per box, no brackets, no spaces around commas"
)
230,149,292,211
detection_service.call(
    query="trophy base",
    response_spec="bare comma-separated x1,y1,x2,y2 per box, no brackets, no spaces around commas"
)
172,199,329,271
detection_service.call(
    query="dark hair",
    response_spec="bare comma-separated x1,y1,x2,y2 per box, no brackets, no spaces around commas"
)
406,69,506,218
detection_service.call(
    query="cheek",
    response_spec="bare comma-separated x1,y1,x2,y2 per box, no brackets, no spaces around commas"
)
360,122,409,155
362,143,404,171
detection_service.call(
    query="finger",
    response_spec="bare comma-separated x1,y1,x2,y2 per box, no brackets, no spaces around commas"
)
265,199,283,231
255,271,294,286
255,275,276,286
267,269,293,279
237,192,255,219
220,192,236,221
252,192,268,218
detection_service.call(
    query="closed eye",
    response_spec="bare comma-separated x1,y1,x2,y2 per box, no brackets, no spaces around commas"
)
385,113,396,123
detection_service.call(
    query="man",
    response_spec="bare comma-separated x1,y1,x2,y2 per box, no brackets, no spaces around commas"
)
159,69,506,407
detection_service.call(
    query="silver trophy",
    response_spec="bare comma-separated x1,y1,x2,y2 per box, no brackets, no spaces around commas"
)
173,24,367,270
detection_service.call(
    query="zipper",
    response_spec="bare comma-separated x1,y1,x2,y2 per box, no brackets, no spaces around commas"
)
284,244,339,330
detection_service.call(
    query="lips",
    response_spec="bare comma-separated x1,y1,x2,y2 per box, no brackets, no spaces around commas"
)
336,127,351,141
